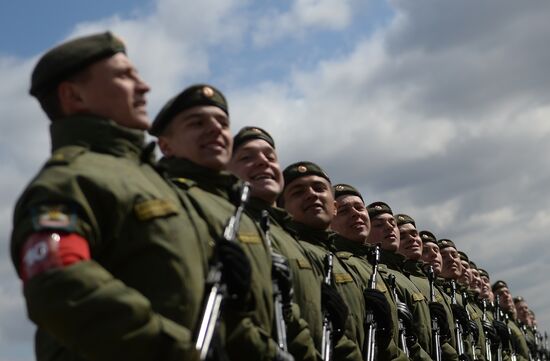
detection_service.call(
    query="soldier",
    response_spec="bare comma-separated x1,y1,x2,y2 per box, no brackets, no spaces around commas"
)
151,85,317,361
493,281,530,361
228,126,362,360
394,215,457,361
365,202,434,361
11,32,207,360
279,161,370,357
514,297,537,360
330,184,410,361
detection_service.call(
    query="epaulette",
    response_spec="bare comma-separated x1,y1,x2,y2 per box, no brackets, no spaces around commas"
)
44,146,86,167
336,251,353,260
171,177,197,190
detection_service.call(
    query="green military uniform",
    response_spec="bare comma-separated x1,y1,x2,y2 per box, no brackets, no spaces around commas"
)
332,234,411,361
246,198,363,361
506,314,530,361
159,158,318,361
12,116,204,361
380,249,435,361
464,290,488,361
403,259,459,361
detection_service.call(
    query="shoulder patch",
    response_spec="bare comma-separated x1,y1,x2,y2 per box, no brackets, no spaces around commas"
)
412,292,426,302
296,258,312,270
336,251,353,260
134,199,178,221
334,273,354,284
45,146,86,167
31,204,78,232
172,177,196,190
238,232,262,244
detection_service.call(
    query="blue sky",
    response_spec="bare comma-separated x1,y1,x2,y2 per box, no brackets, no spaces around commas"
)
2,1,550,360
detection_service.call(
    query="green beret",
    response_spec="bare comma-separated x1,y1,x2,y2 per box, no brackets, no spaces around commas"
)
458,251,469,263
395,213,416,228
437,239,457,251
469,260,478,270
333,184,363,202
513,296,525,304
419,230,438,245
478,268,489,279
150,84,228,136
233,126,275,152
492,280,508,293
30,31,126,98
282,161,330,189
367,201,393,219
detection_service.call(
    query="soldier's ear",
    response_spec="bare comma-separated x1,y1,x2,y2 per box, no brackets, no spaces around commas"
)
332,200,337,216
157,136,174,157
58,81,86,113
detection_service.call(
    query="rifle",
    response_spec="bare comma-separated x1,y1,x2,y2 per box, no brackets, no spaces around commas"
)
321,253,335,361
387,274,410,357
194,182,251,361
426,265,442,361
363,244,380,361
461,290,477,360
450,280,468,361
493,295,504,361
481,299,493,361
260,210,289,352
504,313,518,361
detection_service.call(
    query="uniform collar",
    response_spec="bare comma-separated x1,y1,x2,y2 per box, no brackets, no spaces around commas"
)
332,234,371,257
50,115,146,160
379,248,406,271
287,220,334,249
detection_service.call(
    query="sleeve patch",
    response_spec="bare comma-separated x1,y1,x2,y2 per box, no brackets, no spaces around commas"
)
20,232,90,282
134,199,178,221
31,204,77,232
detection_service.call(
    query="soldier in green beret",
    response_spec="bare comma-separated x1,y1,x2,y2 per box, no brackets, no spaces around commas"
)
395,214,458,361
279,161,369,358
514,297,537,360
492,281,530,361
365,202,434,361
152,84,318,361
228,127,363,361
330,184,410,361
11,32,207,360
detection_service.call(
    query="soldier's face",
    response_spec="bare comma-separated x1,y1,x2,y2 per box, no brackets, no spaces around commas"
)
421,243,442,275
71,53,151,130
331,195,371,243
228,139,283,204
439,248,462,279
459,260,471,286
367,213,399,252
470,268,482,294
158,105,232,171
398,223,422,261
480,275,491,299
496,287,514,312
515,301,530,324
282,175,336,230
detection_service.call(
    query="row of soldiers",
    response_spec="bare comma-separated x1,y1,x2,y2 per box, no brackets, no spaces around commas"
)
10,30,548,361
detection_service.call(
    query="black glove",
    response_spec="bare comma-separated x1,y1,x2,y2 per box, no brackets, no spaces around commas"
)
451,304,471,335
218,240,251,303
481,319,499,344
321,282,349,341
429,302,451,342
364,289,393,345
493,320,510,348
275,348,295,361
271,252,294,305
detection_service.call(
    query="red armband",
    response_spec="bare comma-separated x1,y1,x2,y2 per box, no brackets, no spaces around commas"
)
19,232,91,283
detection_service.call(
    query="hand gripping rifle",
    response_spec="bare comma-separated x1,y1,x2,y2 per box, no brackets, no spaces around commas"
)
450,280,468,361
387,274,411,357
426,265,442,361
482,298,493,361
195,182,251,361
260,210,289,352
364,244,381,361
321,253,335,361
461,290,478,360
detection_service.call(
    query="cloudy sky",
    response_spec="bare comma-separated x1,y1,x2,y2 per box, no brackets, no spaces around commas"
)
2,0,550,359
